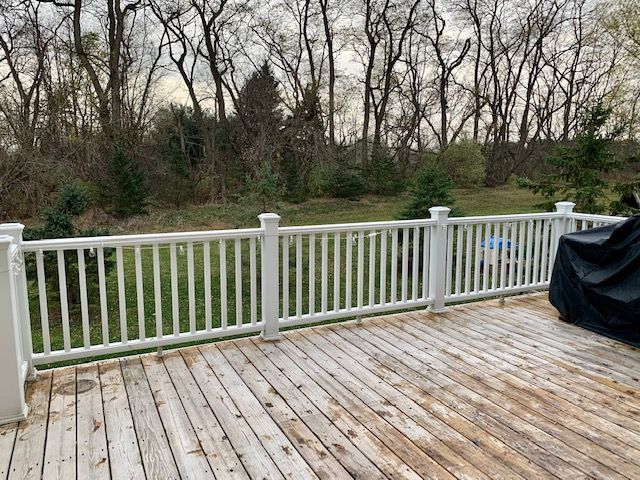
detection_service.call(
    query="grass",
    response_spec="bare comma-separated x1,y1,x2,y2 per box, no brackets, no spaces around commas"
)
87,184,542,235
27,184,544,367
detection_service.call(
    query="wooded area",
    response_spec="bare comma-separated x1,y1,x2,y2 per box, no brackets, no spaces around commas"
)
1,0,639,218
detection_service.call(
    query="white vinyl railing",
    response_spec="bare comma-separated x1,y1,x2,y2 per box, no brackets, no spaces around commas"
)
0,201,627,423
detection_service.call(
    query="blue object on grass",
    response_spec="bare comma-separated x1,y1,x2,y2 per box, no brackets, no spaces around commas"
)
481,236,513,249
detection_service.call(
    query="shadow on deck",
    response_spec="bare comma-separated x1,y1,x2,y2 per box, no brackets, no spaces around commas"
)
2,293,639,479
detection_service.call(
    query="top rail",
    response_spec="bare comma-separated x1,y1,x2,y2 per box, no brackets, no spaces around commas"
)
22,227,263,251
570,213,627,223
447,212,561,224
278,217,436,235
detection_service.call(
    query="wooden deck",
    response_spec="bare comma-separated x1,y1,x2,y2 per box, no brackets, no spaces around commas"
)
2,293,640,480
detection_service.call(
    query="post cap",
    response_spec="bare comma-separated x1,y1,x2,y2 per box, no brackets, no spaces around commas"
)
0,223,25,235
429,206,451,224
555,201,576,214
258,213,281,222
428,206,451,214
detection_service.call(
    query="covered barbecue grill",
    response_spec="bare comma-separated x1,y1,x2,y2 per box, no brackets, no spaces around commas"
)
549,215,640,347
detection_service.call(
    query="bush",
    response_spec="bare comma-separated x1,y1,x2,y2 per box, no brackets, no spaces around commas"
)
103,146,149,217
24,181,113,305
400,164,458,219
365,150,404,195
436,140,486,187
308,163,337,196
334,168,366,199
308,162,366,200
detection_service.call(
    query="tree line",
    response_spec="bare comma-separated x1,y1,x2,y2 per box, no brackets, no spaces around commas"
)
1,0,639,218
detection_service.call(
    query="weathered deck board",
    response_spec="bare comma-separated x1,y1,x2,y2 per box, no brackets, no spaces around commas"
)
76,364,110,480
5,293,640,479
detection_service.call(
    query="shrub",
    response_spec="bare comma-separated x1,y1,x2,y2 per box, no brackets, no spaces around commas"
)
308,162,366,200
400,164,458,219
436,140,486,187
334,168,366,200
103,146,149,217
365,150,404,195
308,163,338,196
24,181,113,305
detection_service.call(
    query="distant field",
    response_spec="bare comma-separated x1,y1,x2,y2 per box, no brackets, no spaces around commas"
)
86,184,544,235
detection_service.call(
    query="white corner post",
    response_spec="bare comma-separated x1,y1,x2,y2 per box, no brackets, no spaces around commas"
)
0,224,35,382
0,235,29,424
428,206,451,313
552,202,576,261
259,213,281,340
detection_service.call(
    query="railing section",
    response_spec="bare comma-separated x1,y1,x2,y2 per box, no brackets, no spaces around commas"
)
1,202,628,371
21,228,264,364
278,218,435,328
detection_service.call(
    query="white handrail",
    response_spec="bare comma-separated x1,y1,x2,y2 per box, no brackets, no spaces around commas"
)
22,227,263,251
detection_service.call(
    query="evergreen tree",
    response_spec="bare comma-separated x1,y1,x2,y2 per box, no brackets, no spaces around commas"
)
104,145,149,217
401,165,458,219
281,85,328,201
236,62,283,141
519,105,639,214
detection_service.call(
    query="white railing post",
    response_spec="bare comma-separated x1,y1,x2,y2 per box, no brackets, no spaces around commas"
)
428,206,451,313
0,223,35,381
259,213,281,340
0,235,28,424
553,202,576,261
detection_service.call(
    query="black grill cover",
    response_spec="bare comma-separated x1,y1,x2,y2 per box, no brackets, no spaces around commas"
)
549,215,640,347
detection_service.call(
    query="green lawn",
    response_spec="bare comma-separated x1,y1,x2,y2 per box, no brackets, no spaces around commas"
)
98,184,543,234
28,184,544,367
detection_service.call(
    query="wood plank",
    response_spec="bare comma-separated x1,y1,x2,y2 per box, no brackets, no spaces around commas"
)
371,320,632,480
43,367,76,479
443,307,640,416
468,299,640,396
236,340,387,479
102,359,154,480
273,336,457,480
400,311,640,468
480,297,640,368
345,322,590,479
250,338,422,480
76,363,110,480
458,299,637,374
141,354,215,479
299,328,526,480
328,323,557,480
8,371,52,480
323,325,555,480
198,344,319,480
218,341,352,479
179,346,285,480
0,421,18,478
443,307,640,414
161,351,248,479
446,306,640,435
486,298,640,368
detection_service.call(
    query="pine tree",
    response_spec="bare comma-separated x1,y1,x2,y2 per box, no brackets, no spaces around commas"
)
401,165,458,219
519,105,639,214
105,146,149,217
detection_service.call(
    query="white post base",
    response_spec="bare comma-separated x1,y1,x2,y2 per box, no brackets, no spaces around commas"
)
428,306,447,314
0,405,28,425
260,332,282,341
355,316,363,325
